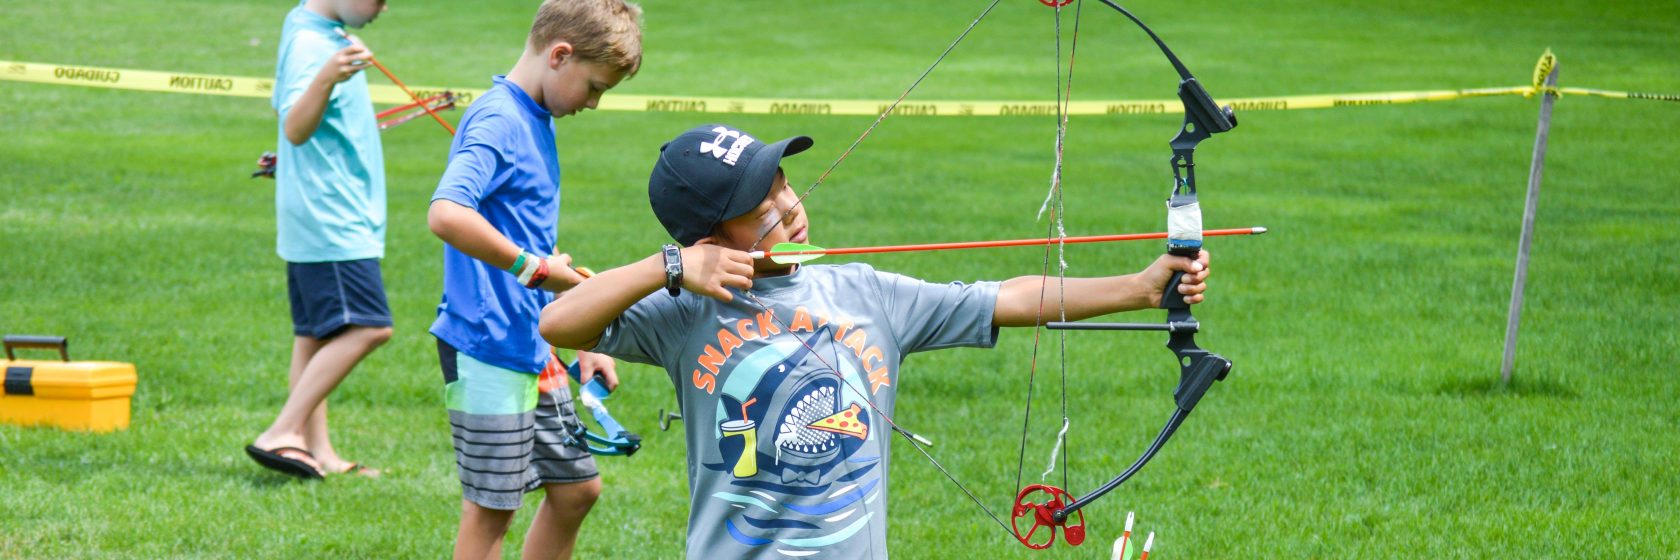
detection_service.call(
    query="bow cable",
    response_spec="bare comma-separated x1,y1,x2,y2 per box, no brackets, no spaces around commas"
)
751,0,1004,252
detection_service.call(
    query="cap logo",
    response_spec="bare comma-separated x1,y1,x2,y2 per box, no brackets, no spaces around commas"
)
700,126,755,166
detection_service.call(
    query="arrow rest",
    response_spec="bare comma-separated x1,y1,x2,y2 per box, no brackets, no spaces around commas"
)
658,408,683,431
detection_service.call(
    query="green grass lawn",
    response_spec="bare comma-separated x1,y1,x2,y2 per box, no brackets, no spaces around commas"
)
3,0,1678,558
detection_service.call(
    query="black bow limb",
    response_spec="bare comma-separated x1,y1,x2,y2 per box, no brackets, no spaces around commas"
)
1042,273,1232,522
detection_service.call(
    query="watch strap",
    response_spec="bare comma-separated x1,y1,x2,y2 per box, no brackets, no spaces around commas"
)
662,244,682,297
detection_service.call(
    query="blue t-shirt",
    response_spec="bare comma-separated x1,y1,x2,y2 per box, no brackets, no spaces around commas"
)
429,76,560,374
271,3,386,263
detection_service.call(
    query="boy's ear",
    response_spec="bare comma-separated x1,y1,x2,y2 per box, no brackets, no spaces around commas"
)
547,42,575,68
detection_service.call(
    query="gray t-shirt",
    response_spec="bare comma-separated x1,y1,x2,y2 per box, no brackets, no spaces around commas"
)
594,263,999,559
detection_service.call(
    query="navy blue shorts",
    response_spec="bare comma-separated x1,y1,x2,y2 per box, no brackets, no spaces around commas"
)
286,259,392,339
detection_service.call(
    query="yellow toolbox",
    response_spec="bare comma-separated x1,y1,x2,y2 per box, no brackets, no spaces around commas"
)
0,335,137,432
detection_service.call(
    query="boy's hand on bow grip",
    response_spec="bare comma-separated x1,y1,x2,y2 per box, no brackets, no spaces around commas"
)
574,351,619,391
540,253,588,293
681,246,754,302
1143,249,1211,307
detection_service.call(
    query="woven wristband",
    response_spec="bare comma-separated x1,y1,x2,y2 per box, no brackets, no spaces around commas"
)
525,258,551,289
508,253,528,274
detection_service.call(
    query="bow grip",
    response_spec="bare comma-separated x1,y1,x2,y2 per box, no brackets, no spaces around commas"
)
1161,271,1189,311
1160,271,1233,413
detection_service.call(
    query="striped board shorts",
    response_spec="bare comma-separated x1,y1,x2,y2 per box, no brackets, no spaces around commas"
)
438,339,598,510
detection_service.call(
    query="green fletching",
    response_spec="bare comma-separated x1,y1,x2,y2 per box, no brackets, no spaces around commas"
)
769,242,822,253
767,242,826,264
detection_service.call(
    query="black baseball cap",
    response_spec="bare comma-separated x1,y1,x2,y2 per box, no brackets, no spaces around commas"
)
649,124,813,246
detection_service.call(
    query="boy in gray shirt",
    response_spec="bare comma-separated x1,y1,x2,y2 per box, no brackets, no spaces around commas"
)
540,124,1211,559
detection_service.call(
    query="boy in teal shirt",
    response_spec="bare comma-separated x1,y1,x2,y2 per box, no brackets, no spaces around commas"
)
247,0,392,480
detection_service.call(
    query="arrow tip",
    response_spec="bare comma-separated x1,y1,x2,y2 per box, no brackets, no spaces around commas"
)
1252,226,1268,235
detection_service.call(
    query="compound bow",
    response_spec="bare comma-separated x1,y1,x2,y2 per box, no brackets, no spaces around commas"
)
736,0,1242,550
540,352,643,457
1007,0,1239,549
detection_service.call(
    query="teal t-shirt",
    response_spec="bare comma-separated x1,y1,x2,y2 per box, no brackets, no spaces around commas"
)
593,263,1000,559
271,3,386,263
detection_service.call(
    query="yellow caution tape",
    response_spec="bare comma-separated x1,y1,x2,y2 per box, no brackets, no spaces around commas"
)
596,87,1539,115
1529,49,1561,99
0,60,477,106
3,59,1675,116
1556,87,1680,103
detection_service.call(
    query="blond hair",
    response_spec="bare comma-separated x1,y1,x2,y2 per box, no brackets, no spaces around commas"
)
528,0,644,76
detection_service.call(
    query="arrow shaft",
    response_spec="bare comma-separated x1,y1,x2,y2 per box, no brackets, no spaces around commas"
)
375,91,452,120
761,227,1264,259
337,28,456,135
366,58,456,134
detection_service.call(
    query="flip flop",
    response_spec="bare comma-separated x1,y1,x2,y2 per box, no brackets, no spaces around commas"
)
245,445,325,480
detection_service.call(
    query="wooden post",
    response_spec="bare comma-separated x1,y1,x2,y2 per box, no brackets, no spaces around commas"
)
1501,54,1559,386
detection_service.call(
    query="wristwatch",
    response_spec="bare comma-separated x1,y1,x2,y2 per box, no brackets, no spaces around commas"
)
661,244,682,296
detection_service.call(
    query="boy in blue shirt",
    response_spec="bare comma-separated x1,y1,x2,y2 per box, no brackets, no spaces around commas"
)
247,0,392,480
538,124,1212,559
426,1,642,557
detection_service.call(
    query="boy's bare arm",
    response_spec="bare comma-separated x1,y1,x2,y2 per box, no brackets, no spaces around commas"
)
427,199,588,291
283,43,372,145
993,251,1210,327
541,246,755,351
